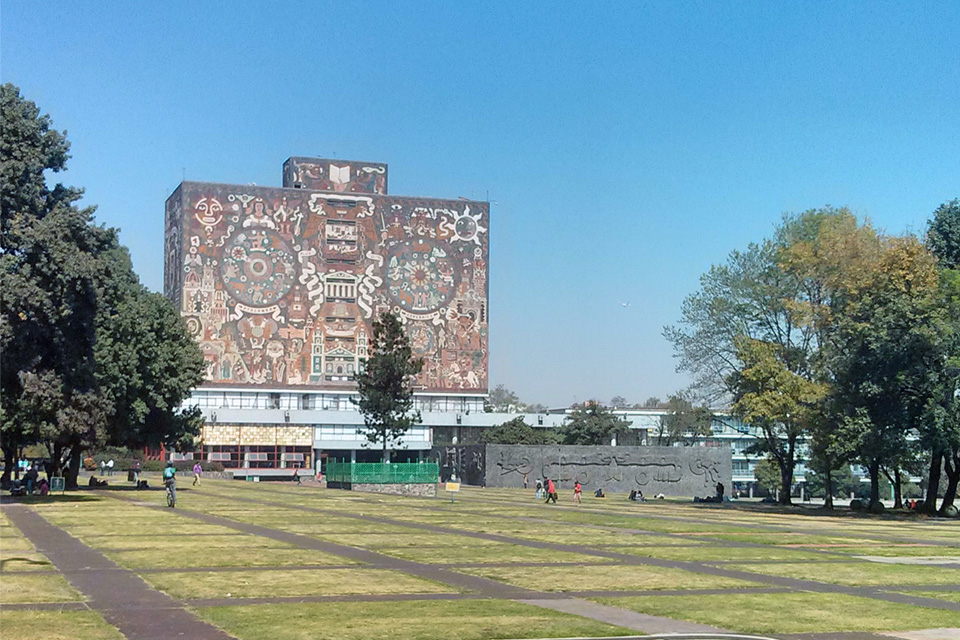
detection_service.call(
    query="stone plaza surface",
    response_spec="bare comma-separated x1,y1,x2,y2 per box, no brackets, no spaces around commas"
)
2,479,959,640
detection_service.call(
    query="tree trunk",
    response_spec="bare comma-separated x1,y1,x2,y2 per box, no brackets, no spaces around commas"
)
923,451,943,515
882,467,903,509
65,449,81,489
823,468,834,509
868,459,881,508
938,450,959,516
0,442,15,489
893,468,902,510
779,462,794,506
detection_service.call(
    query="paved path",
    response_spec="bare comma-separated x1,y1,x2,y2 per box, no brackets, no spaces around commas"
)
3,505,235,640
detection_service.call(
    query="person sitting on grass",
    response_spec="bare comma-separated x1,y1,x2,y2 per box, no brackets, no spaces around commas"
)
594,487,605,498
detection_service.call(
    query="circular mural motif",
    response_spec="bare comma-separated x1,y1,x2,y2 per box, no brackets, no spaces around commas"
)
220,229,296,307
454,215,478,240
386,239,458,314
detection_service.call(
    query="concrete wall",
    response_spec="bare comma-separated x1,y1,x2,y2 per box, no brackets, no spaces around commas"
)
484,445,731,497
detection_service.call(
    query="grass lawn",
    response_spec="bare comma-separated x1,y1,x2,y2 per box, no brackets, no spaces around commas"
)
0,573,83,603
835,545,960,557
0,550,56,571
146,568,459,599
0,610,124,640
78,533,289,550
105,545,353,569
611,544,831,562
899,591,960,604
456,562,761,592
593,592,960,633
724,560,960,586
377,542,612,565
319,532,502,549
197,599,633,640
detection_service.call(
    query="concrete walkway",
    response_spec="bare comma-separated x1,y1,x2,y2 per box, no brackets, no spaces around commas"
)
3,505,235,640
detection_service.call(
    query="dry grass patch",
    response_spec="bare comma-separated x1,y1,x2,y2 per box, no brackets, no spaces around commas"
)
457,562,760,592
0,550,56,572
107,545,353,569
612,544,829,562
0,610,124,640
725,560,960,586
378,542,611,565
196,598,632,640
79,533,282,551
593,592,960,633
319,532,500,549
0,573,83,603
147,567,456,599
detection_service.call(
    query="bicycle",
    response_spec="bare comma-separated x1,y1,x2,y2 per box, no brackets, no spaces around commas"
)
165,480,176,508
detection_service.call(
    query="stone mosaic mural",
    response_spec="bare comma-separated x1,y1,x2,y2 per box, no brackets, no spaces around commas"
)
164,158,488,392
433,445,731,496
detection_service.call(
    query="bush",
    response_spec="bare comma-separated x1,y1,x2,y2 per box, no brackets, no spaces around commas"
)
943,504,959,518
849,498,864,511
869,501,886,514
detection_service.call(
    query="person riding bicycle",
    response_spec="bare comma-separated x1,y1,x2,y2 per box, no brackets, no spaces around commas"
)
162,461,177,507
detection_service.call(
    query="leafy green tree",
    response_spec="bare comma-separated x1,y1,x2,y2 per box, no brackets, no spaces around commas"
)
610,395,627,408
559,402,632,445
353,312,424,463
728,337,828,504
484,384,522,412
641,396,663,409
922,200,960,514
827,235,946,508
480,416,559,445
654,394,714,446
927,199,960,270
805,464,860,500
753,457,781,495
1,84,203,487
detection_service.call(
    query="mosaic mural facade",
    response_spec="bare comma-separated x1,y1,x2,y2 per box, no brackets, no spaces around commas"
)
164,158,488,393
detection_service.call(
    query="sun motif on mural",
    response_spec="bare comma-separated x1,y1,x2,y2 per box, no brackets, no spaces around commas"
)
219,229,296,307
448,205,487,245
386,239,458,314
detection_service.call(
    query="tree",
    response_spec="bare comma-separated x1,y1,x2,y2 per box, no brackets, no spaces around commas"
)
805,464,860,500
559,403,632,445
641,397,663,409
753,457,781,495
728,337,828,504
353,312,424,463
484,384,521,412
827,235,945,509
927,199,960,270
1,84,204,488
654,394,714,446
922,200,960,515
479,416,559,445
610,395,627,408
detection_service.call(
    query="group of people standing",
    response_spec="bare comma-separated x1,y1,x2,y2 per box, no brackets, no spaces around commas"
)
531,476,583,505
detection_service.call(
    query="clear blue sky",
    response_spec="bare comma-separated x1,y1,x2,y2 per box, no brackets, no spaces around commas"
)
4,2,958,407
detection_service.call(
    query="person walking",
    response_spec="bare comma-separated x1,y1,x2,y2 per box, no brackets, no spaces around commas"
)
107,459,115,476
535,478,543,499
545,478,557,504
573,481,582,505
523,473,529,489
192,462,203,486
100,460,107,477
